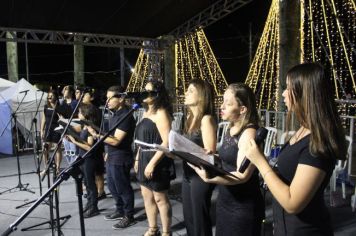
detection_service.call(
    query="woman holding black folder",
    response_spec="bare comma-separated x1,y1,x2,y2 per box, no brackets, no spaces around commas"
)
66,103,101,218
182,79,217,236
190,83,264,236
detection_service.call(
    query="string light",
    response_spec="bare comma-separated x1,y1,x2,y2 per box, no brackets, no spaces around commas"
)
174,28,228,105
245,0,279,110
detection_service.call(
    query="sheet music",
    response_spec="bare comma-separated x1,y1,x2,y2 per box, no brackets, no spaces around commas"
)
168,130,214,165
134,130,215,165
58,118,82,127
134,140,170,153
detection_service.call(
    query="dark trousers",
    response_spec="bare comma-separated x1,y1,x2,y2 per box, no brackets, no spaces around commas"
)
182,174,215,236
106,162,134,217
83,157,98,208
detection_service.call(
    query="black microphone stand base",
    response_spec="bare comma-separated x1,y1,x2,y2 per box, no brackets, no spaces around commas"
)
0,183,35,195
21,215,71,232
15,198,53,209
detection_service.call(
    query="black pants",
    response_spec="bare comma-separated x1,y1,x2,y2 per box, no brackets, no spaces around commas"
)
182,174,215,236
83,157,98,208
106,162,134,217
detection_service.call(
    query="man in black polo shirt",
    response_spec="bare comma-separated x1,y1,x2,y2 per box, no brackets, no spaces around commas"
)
88,85,136,229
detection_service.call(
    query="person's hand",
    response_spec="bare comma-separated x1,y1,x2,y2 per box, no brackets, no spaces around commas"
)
144,162,156,179
66,135,75,143
187,163,209,182
134,160,139,173
204,149,213,155
87,126,97,137
245,139,266,166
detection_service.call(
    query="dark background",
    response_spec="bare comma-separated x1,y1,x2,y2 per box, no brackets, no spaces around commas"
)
0,0,271,88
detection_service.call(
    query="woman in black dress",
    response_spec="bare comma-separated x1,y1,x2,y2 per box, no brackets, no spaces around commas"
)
66,103,101,218
40,89,62,174
134,80,175,236
245,63,347,236
191,83,264,236
182,79,216,236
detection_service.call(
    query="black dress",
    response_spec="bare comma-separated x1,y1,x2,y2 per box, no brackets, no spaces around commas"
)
216,127,264,236
43,105,60,143
273,135,335,236
182,131,215,236
135,118,175,191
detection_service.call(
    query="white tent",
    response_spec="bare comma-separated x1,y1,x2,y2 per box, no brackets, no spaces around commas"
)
0,78,47,154
0,78,15,92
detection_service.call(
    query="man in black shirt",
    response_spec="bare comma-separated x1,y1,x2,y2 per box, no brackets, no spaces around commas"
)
88,86,136,229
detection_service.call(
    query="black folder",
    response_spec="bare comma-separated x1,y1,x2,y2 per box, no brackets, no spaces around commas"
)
171,150,239,179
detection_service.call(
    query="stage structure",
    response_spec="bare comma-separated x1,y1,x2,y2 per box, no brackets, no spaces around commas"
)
245,0,355,112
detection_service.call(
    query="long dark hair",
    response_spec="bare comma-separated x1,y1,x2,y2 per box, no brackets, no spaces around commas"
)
144,80,173,118
286,62,347,160
79,103,101,127
184,79,215,134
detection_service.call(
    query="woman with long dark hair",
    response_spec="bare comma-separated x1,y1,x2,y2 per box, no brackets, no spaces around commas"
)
40,89,62,174
245,63,347,235
67,103,102,218
134,80,175,236
181,79,216,236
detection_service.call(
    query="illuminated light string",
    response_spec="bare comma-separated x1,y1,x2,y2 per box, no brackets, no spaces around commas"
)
247,0,354,112
303,0,355,100
245,0,280,110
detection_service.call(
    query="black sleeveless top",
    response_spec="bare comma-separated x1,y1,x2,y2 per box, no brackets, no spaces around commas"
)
218,125,263,201
182,130,204,179
215,125,264,236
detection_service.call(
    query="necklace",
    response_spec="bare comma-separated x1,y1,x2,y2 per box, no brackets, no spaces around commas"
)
292,127,306,144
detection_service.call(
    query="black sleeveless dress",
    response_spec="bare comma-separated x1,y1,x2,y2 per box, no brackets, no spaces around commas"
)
43,105,60,143
216,127,265,236
182,131,215,236
135,118,176,191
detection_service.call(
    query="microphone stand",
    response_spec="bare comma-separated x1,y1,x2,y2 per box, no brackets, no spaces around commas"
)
21,93,86,234
0,91,35,195
1,103,140,236
16,91,46,209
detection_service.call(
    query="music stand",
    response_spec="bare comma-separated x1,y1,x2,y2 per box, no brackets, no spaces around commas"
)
0,91,35,195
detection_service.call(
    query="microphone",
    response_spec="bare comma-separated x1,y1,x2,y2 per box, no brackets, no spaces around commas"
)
238,127,268,173
19,89,29,94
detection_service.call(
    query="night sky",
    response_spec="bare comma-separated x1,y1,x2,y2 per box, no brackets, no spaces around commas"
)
0,0,271,89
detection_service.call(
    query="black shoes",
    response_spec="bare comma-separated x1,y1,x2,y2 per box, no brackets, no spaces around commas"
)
112,216,136,229
97,192,107,201
83,206,100,218
104,211,124,221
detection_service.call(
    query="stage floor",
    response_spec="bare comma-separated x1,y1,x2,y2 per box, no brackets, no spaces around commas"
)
0,153,356,236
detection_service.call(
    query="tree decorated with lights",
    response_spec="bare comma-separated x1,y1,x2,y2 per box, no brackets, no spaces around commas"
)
175,28,228,105
246,0,355,112
245,0,280,110
126,29,228,106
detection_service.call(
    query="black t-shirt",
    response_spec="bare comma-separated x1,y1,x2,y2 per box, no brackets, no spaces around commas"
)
106,107,136,165
273,135,335,236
